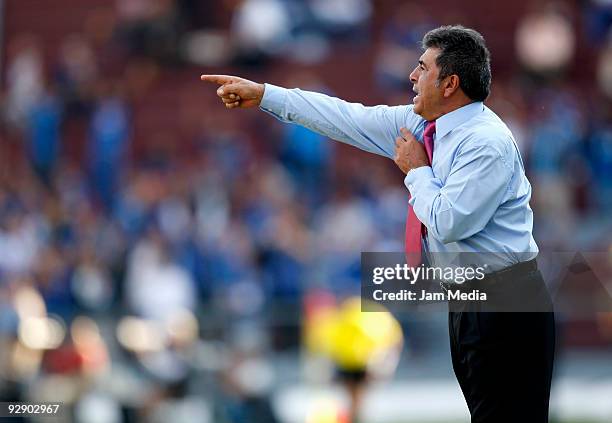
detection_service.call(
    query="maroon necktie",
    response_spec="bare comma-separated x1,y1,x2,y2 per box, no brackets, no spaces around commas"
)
405,121,436,266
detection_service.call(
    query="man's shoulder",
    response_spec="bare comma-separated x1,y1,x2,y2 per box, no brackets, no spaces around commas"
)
468,106,511,132
461,108,514,145
453,112,517,161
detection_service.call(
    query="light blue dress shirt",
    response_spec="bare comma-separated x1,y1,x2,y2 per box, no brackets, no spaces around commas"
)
260,84,538,271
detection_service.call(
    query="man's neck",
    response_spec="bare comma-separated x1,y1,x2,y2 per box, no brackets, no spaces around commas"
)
431,95,474,121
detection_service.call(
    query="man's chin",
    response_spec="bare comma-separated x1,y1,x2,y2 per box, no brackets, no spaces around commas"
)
412,98,422,112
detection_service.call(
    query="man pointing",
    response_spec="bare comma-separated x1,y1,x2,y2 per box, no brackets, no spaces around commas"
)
202,25,555,423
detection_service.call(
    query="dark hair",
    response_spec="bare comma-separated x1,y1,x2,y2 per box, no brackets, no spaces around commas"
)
422,25,491,102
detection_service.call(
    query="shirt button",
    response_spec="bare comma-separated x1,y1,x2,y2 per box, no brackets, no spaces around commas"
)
408,184,414,191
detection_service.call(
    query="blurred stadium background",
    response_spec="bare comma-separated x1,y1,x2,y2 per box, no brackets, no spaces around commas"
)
0,0,611,422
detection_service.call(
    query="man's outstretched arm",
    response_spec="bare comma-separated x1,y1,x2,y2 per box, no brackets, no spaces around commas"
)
201,75,425,159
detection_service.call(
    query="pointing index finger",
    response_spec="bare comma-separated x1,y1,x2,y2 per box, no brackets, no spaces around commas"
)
200,74,236,85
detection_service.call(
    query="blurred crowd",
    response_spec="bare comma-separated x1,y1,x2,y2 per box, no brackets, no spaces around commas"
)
1,0,612,421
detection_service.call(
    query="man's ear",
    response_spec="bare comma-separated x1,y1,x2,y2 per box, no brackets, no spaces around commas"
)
443,75,460,98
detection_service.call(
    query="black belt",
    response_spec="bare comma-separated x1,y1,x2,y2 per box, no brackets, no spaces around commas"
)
440,258,538,292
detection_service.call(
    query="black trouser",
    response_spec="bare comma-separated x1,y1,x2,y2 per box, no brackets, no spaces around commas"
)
448,262,556,423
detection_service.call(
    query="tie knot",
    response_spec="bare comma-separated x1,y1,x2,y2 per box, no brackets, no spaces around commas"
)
424,121,436,138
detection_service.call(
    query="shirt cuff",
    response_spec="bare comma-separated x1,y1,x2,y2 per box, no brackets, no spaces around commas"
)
259,83,287,115
404,166,434,197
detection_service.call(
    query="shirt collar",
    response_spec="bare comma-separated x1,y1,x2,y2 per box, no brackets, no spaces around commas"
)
434,101,484,140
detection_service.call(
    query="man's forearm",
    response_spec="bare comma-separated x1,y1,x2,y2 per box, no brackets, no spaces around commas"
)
260,84,423,159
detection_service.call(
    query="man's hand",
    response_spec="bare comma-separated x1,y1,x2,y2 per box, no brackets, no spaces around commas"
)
200,74,265,109
394,127,429,174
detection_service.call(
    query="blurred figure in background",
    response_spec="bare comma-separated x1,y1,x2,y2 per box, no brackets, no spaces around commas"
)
3,34,44,131
125,226,196,322
55,34,99,119
26,85,62,187
229,0,292,66
375,4,435,92
304,295,403,423
87,80,131,211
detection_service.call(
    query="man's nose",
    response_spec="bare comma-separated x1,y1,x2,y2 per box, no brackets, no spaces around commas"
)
409,68,418,84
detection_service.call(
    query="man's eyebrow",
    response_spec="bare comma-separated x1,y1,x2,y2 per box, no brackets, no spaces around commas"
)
418,60,427,69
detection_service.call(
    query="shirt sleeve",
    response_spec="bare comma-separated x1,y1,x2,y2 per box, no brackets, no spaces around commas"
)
404,144,513,244
260,83,425,159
